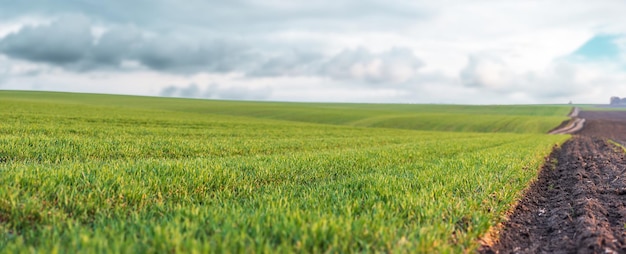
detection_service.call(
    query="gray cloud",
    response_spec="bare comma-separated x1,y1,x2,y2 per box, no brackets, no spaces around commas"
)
248,47,425,85
0,15,93,66
0,15,254,73
160,83,272,100
135,38,252,73
0,16,426,85
0,0,434,86
91,26,143,66
159,85,178,97
248,49,325,77
160,83,201,98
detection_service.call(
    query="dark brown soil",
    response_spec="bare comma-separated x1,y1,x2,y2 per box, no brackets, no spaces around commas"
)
577,111,626,143
481,111,626,254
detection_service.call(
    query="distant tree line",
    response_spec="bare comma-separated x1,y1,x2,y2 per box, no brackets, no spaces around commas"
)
610,96,626,105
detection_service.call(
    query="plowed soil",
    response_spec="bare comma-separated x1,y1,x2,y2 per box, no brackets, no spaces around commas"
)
578,111,626,143
481,110,626,253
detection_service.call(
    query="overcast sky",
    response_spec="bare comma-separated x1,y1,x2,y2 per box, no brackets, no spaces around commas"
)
1,1,626,104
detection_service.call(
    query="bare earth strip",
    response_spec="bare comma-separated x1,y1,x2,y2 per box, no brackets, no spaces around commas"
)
548,118,586,135
481,110,626,253
549,107,585,135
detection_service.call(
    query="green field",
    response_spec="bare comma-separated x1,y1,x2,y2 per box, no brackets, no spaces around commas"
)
0,91,570,252
4,91,569,134
579,105,626,111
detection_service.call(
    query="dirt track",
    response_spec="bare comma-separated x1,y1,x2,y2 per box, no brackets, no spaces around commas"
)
481,110,626,253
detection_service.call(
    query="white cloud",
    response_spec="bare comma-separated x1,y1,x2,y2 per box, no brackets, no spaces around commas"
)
319,47,424,84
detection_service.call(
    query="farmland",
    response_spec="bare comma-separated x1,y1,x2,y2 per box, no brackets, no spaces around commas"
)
0,91,570,252
483,110,626,252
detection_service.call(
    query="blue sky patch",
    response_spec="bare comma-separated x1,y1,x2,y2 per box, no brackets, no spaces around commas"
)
572,34,621,60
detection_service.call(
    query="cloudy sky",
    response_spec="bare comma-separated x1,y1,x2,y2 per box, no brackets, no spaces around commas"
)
1,0,626,104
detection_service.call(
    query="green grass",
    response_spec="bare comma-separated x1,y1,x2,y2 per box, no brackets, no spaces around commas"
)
579,105,626,111
2,90,569,133
0,91,570,252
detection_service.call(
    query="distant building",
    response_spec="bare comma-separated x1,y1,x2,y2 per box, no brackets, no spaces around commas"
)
610,96,626,105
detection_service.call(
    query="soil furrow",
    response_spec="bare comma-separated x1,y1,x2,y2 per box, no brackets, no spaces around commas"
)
481,110,626,254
